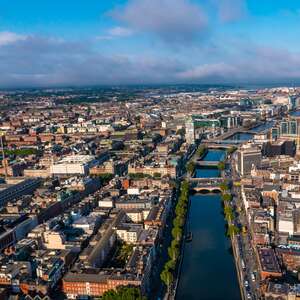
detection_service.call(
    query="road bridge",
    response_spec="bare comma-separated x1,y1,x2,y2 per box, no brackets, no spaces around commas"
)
188,177,223,183
195,160,220,167
192,185,222,193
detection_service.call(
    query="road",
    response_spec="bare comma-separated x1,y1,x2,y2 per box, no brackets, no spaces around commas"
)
226,156,261,300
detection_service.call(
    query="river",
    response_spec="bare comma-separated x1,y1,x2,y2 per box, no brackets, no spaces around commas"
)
176,150,241,300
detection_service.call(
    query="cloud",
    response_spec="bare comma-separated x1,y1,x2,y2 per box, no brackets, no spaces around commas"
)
0,31,27,46
0,33,186,88
111,0,208,44
96,27,133,40
177,46,300,84
1,32,300,88
211,0,247,22
108,26,133,37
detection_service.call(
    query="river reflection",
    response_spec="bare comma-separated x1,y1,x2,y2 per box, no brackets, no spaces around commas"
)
176,150,240,300
176,194,241,300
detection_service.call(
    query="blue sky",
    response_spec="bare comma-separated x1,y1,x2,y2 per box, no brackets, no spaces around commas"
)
1,0,300,87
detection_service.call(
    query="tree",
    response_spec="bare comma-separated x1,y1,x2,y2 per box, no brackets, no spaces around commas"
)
175,203,186,217
227,146,237,155
173,215,184,228
166,259,176,271
222,193,232,202
160,268,173,290
227,224,240,237
219,181,229,193
172,226,183,241
176,128,186,136
196,145,206,157
224,206,234,222
186,161,195,174
218,161,225,171
168,246,179,261
102,286,147,300
97,173,114,184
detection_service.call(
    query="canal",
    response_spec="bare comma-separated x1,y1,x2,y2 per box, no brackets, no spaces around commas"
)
177,150,241,300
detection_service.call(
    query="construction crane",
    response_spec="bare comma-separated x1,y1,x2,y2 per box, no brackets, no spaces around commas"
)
0,131,7,179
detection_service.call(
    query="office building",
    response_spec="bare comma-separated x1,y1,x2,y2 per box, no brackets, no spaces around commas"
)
237,144,262,176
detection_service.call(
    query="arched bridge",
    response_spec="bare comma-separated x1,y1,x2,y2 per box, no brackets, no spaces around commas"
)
188,178,225,193
192,185,222,193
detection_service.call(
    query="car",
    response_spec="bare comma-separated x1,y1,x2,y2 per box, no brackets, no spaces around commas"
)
244,280,249,287
251,273,256,282
246,292,252,299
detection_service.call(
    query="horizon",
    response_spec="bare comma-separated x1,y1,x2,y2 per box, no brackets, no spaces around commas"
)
1,0,300,88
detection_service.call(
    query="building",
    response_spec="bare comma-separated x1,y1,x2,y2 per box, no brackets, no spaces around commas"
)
63,272,141,299
50,155,98,176
262,141,296,157
236,144,262,176
0,178,41,208
257,247,282,280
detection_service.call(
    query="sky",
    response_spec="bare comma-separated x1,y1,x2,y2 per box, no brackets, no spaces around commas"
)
1,0,300,88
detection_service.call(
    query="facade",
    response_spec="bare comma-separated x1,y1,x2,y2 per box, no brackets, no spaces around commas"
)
0,178,41,208
237,145,262,176
50,155,98,176
63,273,141,299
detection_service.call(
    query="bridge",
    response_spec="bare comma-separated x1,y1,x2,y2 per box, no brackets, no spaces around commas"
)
188,177,225,193
195,160,220,167
210,139,247,145
192,185,222,192
188,177,223,183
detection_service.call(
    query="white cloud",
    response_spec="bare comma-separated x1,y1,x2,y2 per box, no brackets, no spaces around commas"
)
108,26,133,37
0,31,27,46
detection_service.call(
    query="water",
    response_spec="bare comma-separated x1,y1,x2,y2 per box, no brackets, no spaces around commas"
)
251,121,274,133
195,168,220,178
176,194,241,300
195,150,225,178
225,132,253,141
202,150,226,162
290,110,300,117
177,149,241,300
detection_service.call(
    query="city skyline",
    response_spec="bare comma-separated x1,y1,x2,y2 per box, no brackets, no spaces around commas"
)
1,0,300,88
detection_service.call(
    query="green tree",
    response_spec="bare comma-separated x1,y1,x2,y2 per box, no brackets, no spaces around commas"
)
196,145,206,157
227,225,240,237
227,146,237,155
160,268,173,290
222,193,232,202
173,215,184,228
218,161,225,171
186,161,195,174
172,226,183,241
102,286,147,300
219,181,229,192
166,259,176,271
168,246,179,261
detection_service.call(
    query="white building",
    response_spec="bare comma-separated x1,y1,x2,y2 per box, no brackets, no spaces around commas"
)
50,155,98,176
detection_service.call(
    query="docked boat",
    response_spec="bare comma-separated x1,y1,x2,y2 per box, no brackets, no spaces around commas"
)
186,231,193,242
